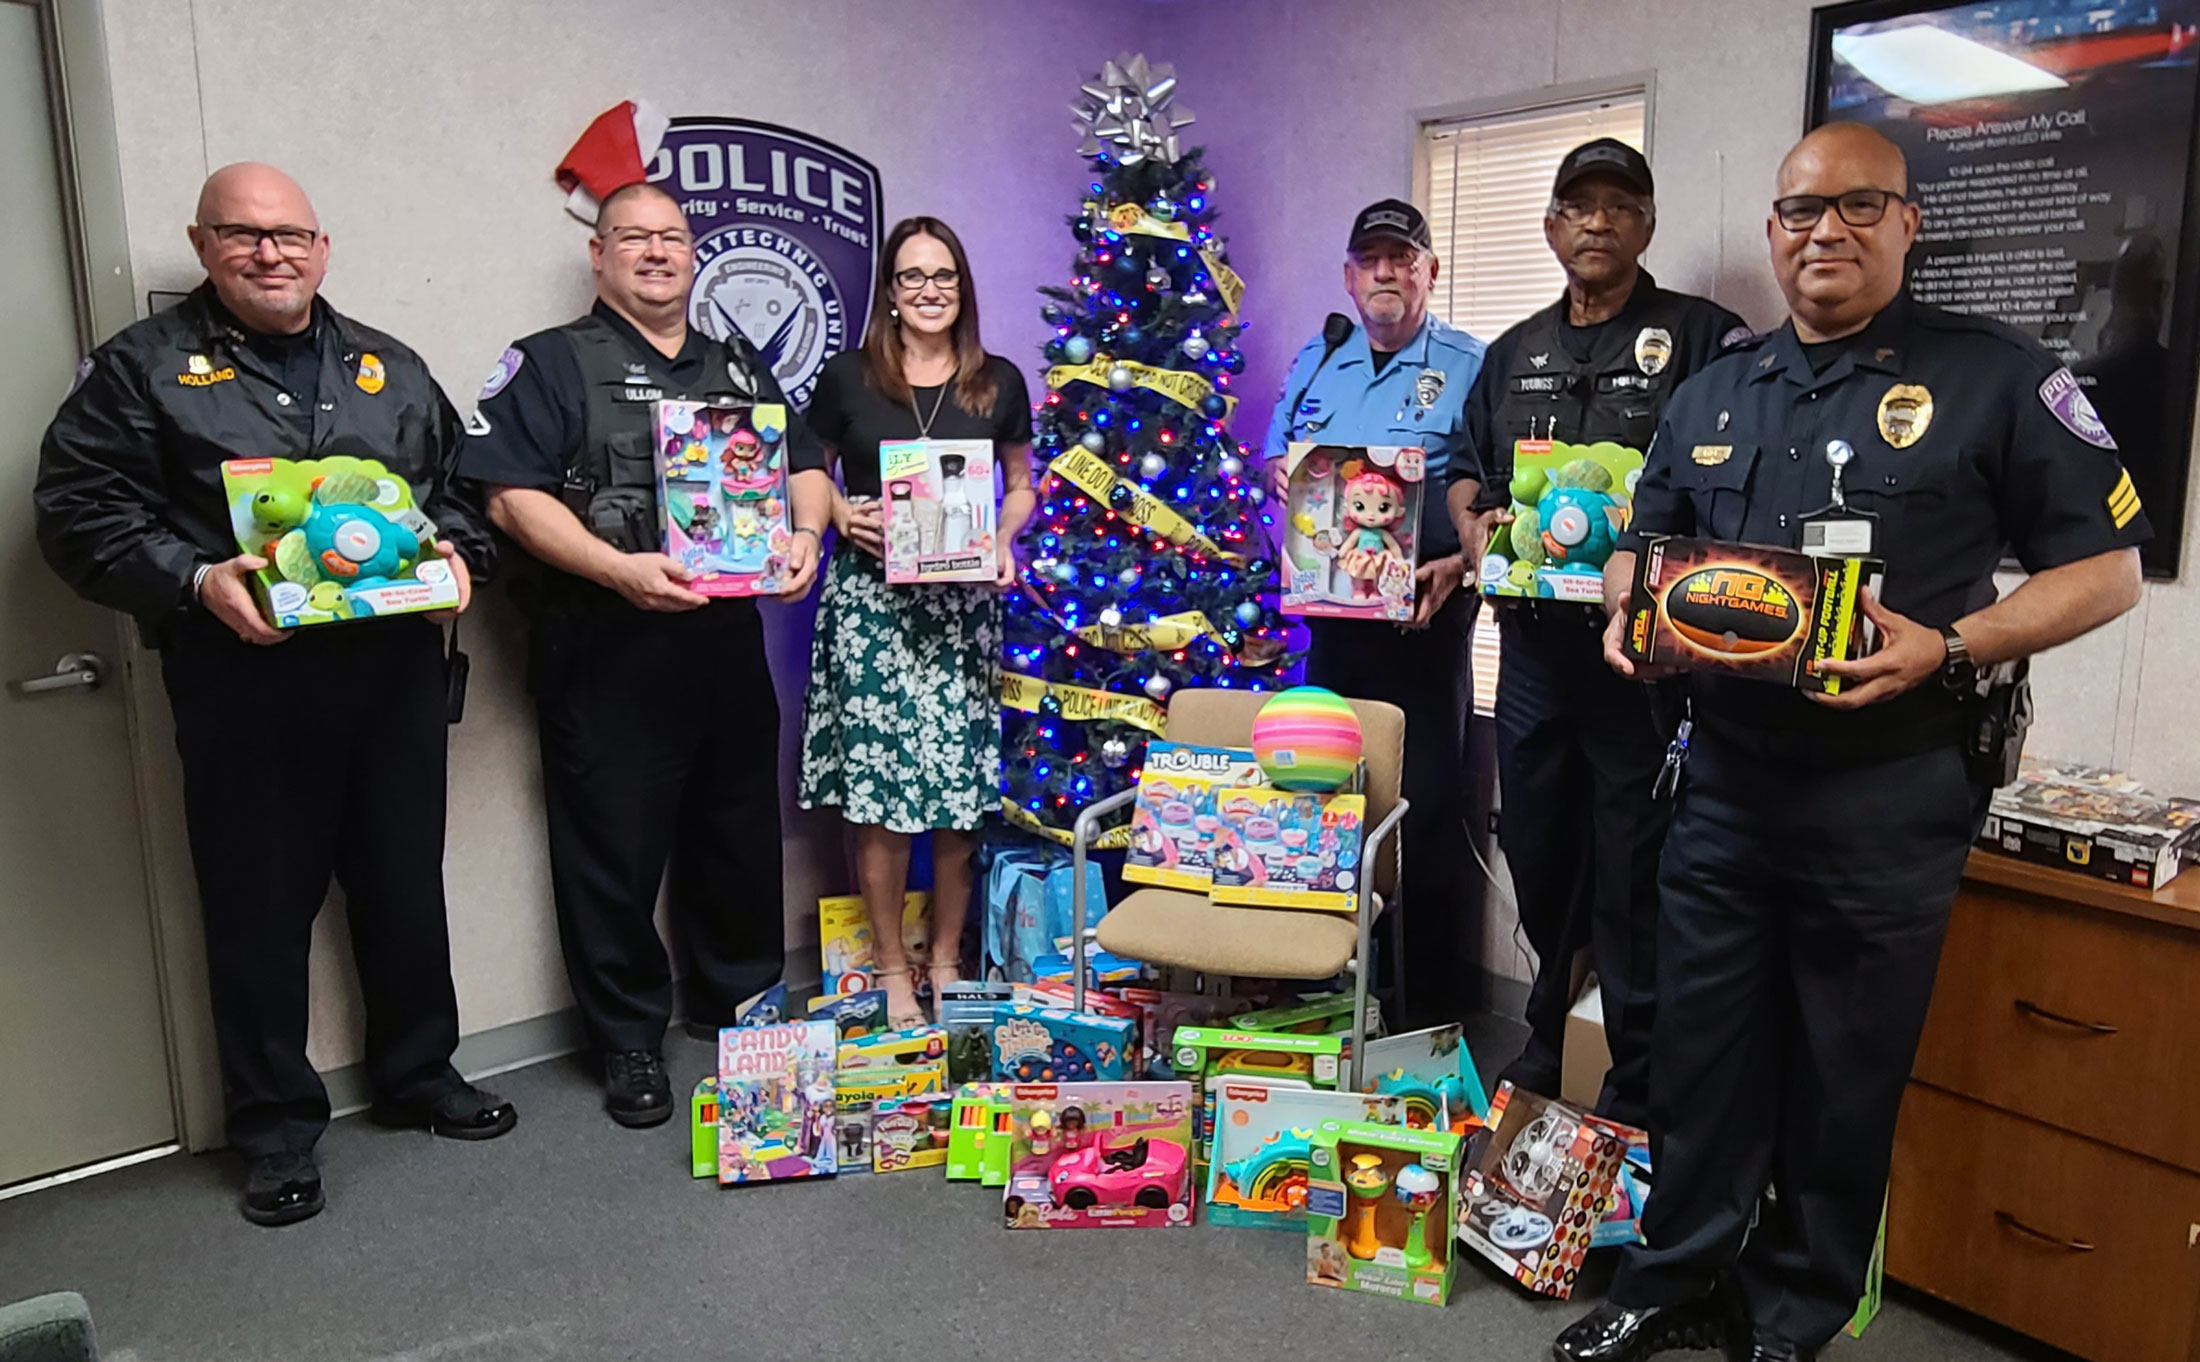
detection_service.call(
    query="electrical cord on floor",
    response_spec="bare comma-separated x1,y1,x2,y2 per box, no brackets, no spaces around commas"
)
1461,810,1537,981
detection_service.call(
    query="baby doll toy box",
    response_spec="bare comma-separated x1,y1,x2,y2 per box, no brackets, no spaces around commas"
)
880,437,996,584
1624,536,1882,695
1306,1119,1461,1307
1454,1082,1632,1299
654,400,793,597
716,1020,838,1185
1481,439,1642,602
1000,1081,1196,1229
1123,742,1268,892
220,456,458,627
1280,443,1425,623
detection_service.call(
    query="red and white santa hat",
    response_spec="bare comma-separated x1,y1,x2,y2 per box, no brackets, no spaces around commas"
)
555,99,669,223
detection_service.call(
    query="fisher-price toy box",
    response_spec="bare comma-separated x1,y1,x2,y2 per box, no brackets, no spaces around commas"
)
1306,1119,1461,1307
881,437,996,583
1361,1023,1492,1132
716,1021,838,1185
1209,788,1367,914
1001,1081,1196,1230
1207,1084,1405,1230
1171,1026,1344,1171
1280,443,1425,623
988,1003,1136,1082
871,1092,954,1173
1454,1082,1632,1299
1481,439,1642,602
220,456,459,628
1624,536,1883,695
1123,743,1267,891
655,400,792,597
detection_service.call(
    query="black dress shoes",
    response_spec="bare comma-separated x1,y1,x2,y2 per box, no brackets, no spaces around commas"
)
605,1050,673,1128
370,1082,518,1141
1553,1296,1726,1361
242,1151,325,1228
1733,1338,1814,1362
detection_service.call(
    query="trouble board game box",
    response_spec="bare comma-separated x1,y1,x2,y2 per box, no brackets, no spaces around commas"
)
881,438,996,584
1624,536,1881,695
656,401,792,597
1481,439,1642,602
1977,759,2200,890
1281,444,1426,623
1124,743,1268,891
221,456,459,627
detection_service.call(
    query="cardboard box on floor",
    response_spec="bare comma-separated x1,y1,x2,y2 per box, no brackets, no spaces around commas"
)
1561,981,1611,1110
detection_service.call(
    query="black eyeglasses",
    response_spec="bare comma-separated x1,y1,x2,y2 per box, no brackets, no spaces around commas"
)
1552,197,1650,227
601,226,695,253
1773,189,1907,232
202,223,319,258
894,267,961,291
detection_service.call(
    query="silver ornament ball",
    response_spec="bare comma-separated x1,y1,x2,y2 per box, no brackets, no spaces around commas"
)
1143,673,1173,699
1080,430,1107,453
1100,737,1132,768
1219,455,1243,478
1247,485,1266,506
1107,365,1136,393
1181,335,1210,362
1139,452,1167,480
1146,267,1173,293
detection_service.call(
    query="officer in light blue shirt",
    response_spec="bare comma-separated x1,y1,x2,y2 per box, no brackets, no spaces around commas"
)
1261,198,1488,1027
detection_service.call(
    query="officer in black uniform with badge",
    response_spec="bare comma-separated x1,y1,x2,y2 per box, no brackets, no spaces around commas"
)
38,163,515,1228
1446,140,1748,1130
1555,124,2147,1362
462,181,833,1129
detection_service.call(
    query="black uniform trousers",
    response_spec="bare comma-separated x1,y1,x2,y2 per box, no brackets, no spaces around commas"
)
162,617,463,1160
1491,603,1671,1129
1609,725,1985,1349
530,594,784,1054
1305,588,1477,1028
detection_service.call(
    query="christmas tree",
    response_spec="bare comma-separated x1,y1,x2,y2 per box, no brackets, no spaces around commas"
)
1001,53,1287,846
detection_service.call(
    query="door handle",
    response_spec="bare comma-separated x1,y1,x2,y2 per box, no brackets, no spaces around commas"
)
9,652,106,697
1995,1209,2095,1253
2013,999,2118,1036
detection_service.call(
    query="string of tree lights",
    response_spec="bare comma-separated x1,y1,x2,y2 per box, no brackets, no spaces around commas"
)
1000,53,1291,844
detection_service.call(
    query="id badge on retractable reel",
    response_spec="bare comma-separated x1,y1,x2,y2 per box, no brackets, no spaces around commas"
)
1798,437,1882,649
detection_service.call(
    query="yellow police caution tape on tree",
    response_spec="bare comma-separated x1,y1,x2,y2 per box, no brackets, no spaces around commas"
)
1000,797,1135,850
1073,609,1218,653
1042,446,1237,560
1201,248,1245,316
1093,205,1245,316
1045,358,1238,423
1000,670,1167,734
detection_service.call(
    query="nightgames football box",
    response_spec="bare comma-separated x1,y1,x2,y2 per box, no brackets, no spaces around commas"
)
1624,537,1881,694
1977,759,2200,890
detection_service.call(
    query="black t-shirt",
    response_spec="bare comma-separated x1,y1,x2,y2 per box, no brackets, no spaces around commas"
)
806,350,1034,501
1367,346,1398,372
210,296,321,424
1799,335,1857,375
1557,313,1623,364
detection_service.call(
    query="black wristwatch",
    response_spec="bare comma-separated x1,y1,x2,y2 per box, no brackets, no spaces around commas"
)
1939,625,1977,694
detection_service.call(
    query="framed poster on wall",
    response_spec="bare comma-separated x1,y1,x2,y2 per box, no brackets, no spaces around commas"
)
1809,0,2200,578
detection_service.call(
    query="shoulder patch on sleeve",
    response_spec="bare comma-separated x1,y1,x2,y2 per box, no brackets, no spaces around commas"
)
2107,468,2143,529
67,355,94,396
464,409,492,437
2039,367,2117,450
478,346,525,402
1718,325,1755,350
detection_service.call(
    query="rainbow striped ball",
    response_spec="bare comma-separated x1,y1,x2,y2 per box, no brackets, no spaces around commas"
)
1251,687,1362,791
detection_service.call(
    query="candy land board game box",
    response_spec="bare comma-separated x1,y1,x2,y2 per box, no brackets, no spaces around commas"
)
655,401,793,597
1480,438,1642,602
1624,536,1881,695
881,438,997,584
1454,1082,1631,1298
220,456,459,627
1124,743,1267,891
1306,1119,1461,1306
1977,759,2200,889
717,1021,837,1184
1209,788,1367,913
1207,1083,1405,1230
1001,1082,1196,1229
1281,443,1425,622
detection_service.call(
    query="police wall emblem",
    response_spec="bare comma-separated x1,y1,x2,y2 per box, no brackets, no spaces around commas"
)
1876,383,1933,449
1634,327,1672,376
1414,369,1445,408
652,118,880,407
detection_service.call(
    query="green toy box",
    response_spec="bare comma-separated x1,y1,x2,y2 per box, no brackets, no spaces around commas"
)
1306,1119,1461,1307
1478,438,1642,602
1171,1026,1344,1172
947,1083,1016,1182
1227,991,1381,1039
219,455,460,627
690,1076,721,1179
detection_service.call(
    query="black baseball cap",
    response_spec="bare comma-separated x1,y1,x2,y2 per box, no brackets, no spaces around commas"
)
1552,138,1654,199
1347,198,1432,253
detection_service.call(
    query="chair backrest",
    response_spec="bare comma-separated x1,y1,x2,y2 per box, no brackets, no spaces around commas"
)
1163,688,1406,899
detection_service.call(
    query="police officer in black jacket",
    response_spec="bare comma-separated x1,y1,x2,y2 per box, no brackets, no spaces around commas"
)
462,182,832,1128
1446,140,1749,1129
1555,124,2147,1362
36,163,515,1229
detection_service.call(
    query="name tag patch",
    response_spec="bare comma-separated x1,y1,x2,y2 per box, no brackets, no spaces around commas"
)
1512,375,1563,394
1691,444,1732,466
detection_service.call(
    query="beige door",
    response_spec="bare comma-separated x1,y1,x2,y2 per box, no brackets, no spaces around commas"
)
0,0,176,1187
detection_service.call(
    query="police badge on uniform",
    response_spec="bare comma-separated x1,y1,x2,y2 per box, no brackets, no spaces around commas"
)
1876,383,1933,449
1414,369,1446,408
1634,327,1673,376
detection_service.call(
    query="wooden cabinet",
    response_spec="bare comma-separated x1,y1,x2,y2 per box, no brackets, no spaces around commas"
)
1890,854,2200,1362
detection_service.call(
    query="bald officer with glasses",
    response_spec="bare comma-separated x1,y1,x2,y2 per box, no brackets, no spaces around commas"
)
1553,124,2147,1362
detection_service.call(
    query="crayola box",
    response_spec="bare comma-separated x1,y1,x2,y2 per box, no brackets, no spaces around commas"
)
656,401,792,597
1307,1119,1462,1306
947,1083,1016,1182
1281,443,1426,622
989,1003,1136,1082
1210,789,1367,913
816,892,931,1000
1482,439,1643,601
1172,1026,1345,1171
1624,536,1882,694
881,438,996,583
220,456,458,627
1208,1084,1405,1230
1124,743,1267,891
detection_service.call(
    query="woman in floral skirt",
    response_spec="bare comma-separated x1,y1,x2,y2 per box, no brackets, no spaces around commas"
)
798,216,1034,1027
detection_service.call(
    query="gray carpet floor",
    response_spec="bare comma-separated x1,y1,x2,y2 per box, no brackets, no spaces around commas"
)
0,1018,2071,1362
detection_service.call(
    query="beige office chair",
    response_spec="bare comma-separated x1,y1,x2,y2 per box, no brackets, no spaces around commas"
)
1068,688,1407,1087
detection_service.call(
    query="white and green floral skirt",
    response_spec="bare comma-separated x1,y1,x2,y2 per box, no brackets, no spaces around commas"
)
797,549,1002,833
